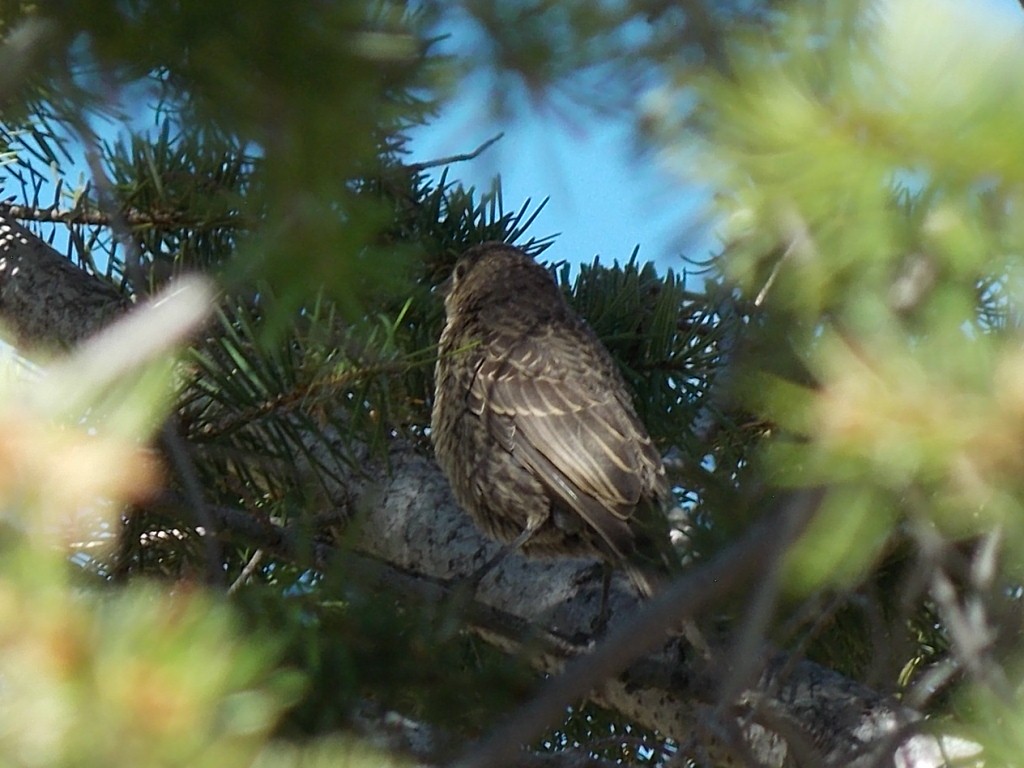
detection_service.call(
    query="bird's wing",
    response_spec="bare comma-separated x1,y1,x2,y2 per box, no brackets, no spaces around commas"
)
468,321,662,532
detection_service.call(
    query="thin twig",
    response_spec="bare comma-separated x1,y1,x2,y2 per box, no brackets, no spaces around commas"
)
228,548,264,594
755,210,817,307
929,568,1011,703
0,200,247,229
717,491,814,707
0,130,499,227
405,133,504,173
160,422,225,586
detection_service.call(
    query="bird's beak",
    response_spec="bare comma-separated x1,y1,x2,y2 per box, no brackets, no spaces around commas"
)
434,274,454,298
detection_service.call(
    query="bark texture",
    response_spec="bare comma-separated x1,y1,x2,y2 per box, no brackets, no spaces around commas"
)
0,213,126,348
0,212,982,768
345,443,981,768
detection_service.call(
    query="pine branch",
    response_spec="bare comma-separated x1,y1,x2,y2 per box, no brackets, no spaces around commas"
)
0,200,248,230
0,198,984,767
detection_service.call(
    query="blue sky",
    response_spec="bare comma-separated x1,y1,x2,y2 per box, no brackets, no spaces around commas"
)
408,0,1024,281
408,81,715,279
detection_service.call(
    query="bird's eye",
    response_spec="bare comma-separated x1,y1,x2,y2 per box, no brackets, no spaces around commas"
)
453,260,469,282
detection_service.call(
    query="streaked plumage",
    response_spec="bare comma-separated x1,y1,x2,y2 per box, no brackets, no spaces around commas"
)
431,242,676,596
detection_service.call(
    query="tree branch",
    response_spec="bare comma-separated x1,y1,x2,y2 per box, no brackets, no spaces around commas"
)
199,436,982,767
0,211,125,348
0,200,246,230
404,133,504,173
0,214,984,768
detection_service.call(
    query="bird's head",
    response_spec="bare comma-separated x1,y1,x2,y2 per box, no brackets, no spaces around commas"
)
441,242,558,316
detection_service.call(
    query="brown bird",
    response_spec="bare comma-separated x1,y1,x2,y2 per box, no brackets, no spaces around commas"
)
431,242,677,596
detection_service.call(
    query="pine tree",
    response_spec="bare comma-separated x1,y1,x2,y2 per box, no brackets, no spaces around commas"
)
0,1,1017,766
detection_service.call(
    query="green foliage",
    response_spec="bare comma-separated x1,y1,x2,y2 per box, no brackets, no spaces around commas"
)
8,0,1024,763
252,738,410,768
0,0,768,765
234,580,537,739
103,121,254,279
694,0,1024,329
0,583,299,768
687,0,1024,562
642,0,1024,746
0,299,304,767
2,1,443,324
